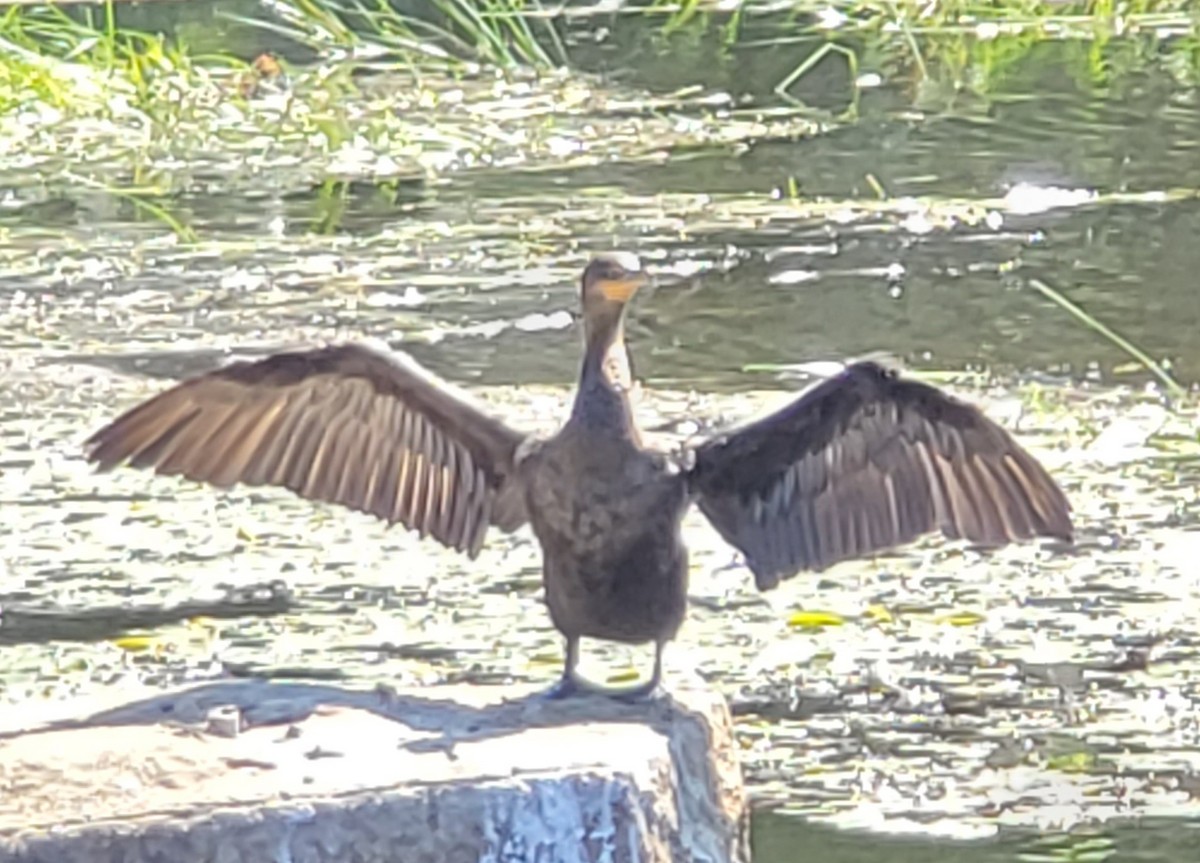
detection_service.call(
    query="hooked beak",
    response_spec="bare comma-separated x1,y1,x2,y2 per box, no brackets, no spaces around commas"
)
597,271,648,303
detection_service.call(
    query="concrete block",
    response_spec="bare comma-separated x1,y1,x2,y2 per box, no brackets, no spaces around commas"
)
0,680,748,863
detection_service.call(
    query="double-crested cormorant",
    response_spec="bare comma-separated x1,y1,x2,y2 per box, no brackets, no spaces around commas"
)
86,252,1073,697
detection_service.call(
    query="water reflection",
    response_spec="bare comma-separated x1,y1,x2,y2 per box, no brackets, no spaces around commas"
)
753,812,1200,863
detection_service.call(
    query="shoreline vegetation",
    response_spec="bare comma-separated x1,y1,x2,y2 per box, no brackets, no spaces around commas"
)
3,0,1192,390
2,1,1196,199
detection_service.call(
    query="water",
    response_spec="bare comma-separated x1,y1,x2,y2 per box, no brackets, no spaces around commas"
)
753,813,1200,863
2,2,1200,859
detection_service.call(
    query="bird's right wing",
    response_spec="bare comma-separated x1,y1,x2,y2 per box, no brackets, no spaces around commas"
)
86,343,530,557
688,362,1073,589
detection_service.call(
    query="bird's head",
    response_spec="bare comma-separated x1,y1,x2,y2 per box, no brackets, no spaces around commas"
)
580,252,647,312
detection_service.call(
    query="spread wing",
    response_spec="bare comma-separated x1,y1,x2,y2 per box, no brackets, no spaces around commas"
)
688,362,1073,589
85,343,530,557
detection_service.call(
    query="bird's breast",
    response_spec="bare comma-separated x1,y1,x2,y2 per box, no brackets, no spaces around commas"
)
521,436,687,559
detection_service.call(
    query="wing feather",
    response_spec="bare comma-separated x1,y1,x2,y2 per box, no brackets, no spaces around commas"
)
689,362,1073,589
86,343,530,556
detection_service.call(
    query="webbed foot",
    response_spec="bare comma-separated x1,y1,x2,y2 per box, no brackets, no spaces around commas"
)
541,674,585,700
610,679,666,704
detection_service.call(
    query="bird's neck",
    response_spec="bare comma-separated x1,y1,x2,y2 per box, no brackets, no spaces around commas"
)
572,310,637,437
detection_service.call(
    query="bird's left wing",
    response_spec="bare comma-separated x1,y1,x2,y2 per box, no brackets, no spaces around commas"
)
687,362,1073,589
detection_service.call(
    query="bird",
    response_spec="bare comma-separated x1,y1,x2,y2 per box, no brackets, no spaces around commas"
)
85,252,1073,699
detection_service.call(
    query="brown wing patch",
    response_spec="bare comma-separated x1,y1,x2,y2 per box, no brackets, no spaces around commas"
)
86,344,529,557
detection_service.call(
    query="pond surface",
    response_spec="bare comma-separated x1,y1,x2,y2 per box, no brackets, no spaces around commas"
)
2,2,1200,860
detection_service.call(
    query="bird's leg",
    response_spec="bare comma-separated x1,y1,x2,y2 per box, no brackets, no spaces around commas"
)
649,639,664,689
612,640,666,703
542,636,583,700
543,638,667,701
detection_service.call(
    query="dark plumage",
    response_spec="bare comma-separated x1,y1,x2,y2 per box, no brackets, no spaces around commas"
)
86,252,1073,697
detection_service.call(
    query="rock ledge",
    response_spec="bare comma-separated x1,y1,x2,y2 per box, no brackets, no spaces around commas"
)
0,679,748,863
